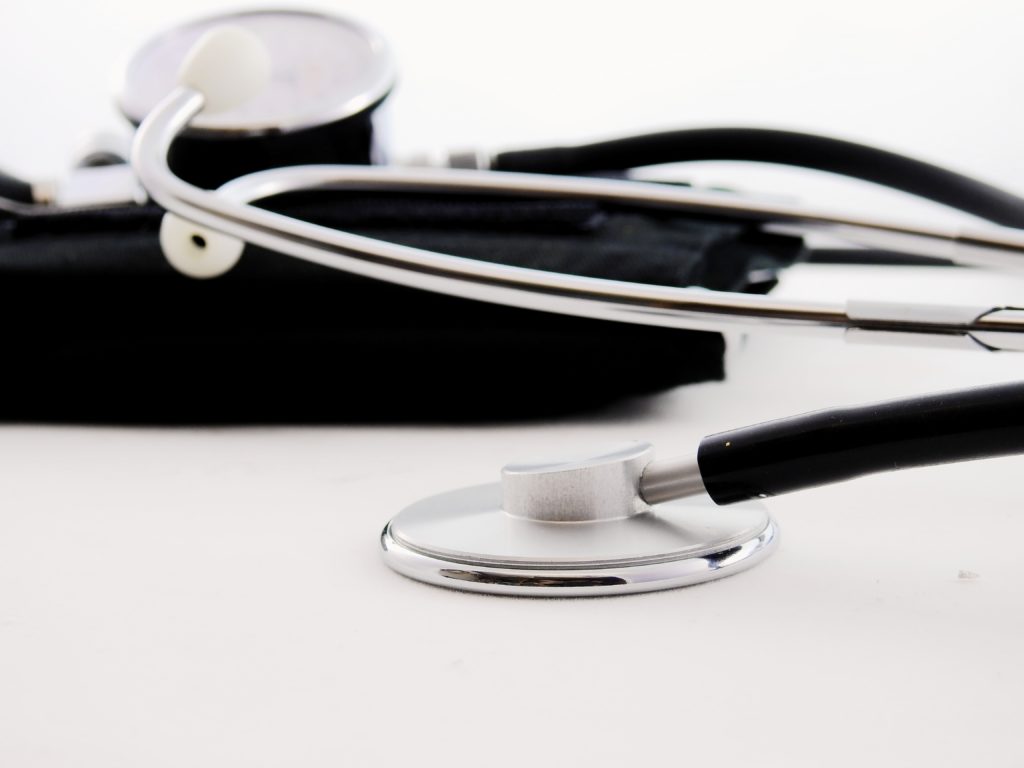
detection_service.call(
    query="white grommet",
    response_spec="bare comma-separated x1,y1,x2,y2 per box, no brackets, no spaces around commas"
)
177,25,272,114
159,214,244,279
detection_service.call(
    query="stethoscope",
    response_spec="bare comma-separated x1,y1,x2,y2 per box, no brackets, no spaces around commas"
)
8,9,1024,596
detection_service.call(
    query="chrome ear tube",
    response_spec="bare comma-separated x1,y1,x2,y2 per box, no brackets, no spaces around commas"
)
129,21,1024,348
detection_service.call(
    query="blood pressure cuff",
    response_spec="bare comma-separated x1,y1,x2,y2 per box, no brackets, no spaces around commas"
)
0,192,803,422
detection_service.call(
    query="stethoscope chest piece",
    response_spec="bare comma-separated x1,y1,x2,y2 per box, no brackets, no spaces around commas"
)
381,443,778,597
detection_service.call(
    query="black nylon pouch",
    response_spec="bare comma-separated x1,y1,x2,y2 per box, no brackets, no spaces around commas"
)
0,191,803,422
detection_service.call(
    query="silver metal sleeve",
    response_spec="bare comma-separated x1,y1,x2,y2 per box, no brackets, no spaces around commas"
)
639,453,706,505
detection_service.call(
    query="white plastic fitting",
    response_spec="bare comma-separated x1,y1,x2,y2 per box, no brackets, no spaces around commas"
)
158,25,271,278
159,215,244,279
177,25,272,114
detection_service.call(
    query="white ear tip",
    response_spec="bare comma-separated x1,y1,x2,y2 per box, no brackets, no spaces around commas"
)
159,214,244,278
177,25,271,113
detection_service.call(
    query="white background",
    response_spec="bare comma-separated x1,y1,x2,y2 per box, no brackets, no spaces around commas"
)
3,1,1024,765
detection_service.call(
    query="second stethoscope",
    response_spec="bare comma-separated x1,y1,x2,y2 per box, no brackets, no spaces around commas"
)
118,11,1024,597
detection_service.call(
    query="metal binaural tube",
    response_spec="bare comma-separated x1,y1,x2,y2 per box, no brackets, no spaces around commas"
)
132,82,1024,349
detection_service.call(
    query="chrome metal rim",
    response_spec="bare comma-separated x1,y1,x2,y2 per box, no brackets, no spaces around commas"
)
380,484,778,597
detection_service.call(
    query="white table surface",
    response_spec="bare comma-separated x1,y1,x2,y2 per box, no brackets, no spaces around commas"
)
3,1,1024,765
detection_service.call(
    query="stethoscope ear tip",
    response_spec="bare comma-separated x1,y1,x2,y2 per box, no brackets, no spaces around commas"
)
177,25,271,114
159,214,244,278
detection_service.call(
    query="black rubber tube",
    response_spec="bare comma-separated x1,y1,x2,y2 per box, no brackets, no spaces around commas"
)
0,168,34,204
493,128,1024,228
697,381,1024,505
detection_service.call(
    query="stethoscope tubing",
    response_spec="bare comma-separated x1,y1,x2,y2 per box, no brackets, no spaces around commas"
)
693,379,1024,505
494,127,1024,230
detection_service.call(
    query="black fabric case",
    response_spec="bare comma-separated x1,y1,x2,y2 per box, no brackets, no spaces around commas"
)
0,192,802,422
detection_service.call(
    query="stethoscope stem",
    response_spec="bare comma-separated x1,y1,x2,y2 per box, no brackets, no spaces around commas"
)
638,453,706,505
